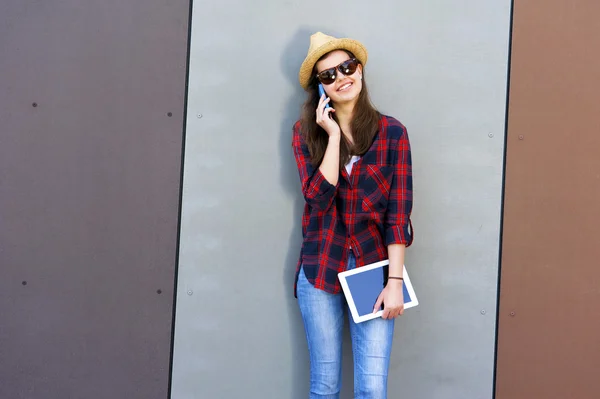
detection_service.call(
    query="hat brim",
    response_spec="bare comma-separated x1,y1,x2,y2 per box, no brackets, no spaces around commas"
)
298,38,368,90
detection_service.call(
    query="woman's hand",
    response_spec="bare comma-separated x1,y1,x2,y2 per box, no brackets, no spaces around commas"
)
316,93,341,137
373,280,405,319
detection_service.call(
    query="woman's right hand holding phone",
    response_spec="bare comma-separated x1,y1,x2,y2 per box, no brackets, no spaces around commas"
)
316,94,341,138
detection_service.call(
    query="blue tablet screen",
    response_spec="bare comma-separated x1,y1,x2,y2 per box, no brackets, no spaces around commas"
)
344,266,413,317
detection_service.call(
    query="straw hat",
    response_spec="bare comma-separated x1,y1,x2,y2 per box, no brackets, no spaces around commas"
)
298,32,368,89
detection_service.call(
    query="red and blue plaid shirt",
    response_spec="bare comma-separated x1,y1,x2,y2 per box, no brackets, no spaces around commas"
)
292,115,413,296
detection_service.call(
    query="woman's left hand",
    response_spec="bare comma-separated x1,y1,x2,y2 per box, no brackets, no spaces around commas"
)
373,280,405,319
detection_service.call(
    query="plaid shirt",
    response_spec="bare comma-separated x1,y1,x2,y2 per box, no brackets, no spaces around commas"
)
292,115,413,296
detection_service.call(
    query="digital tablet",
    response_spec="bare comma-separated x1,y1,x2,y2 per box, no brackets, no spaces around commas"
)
338,260,418,324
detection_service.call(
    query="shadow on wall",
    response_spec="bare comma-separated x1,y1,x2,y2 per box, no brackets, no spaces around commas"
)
279,27,356,399
280,27,310,399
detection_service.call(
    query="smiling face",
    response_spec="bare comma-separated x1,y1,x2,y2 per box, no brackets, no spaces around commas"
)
315,50,363,106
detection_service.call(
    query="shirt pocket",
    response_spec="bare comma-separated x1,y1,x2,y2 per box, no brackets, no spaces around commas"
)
360,164,393,213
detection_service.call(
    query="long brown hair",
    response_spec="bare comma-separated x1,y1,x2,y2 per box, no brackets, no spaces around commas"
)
300,51,381,168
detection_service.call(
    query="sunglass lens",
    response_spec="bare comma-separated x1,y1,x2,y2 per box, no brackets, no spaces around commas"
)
318,69,336,85
340,59,358,75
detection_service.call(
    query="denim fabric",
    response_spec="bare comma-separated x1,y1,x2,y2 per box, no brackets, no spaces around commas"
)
297,253,395,399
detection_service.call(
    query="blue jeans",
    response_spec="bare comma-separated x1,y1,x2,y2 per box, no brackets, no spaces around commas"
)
297,253,395,399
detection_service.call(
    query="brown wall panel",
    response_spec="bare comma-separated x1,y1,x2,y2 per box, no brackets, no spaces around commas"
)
497,1,600,398
0,1,189,398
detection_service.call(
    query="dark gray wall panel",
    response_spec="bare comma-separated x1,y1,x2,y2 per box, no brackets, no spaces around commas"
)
0,1,189,398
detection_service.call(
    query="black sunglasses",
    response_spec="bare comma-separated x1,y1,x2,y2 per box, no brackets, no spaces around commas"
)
315,58,360,85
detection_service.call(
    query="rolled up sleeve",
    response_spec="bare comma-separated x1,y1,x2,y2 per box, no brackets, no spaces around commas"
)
384,125,413,246
292,122,338,211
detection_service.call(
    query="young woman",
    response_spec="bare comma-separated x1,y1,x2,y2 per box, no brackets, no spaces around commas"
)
292,32,414,399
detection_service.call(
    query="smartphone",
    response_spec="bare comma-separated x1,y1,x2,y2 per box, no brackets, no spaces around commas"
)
318,84,330,109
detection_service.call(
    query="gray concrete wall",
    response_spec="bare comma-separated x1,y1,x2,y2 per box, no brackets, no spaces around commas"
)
171,1,512,398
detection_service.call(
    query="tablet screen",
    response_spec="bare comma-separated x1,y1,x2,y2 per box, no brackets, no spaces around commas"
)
344,265,414,317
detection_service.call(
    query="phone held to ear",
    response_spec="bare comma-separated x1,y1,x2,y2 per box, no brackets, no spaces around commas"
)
318,84,330,109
